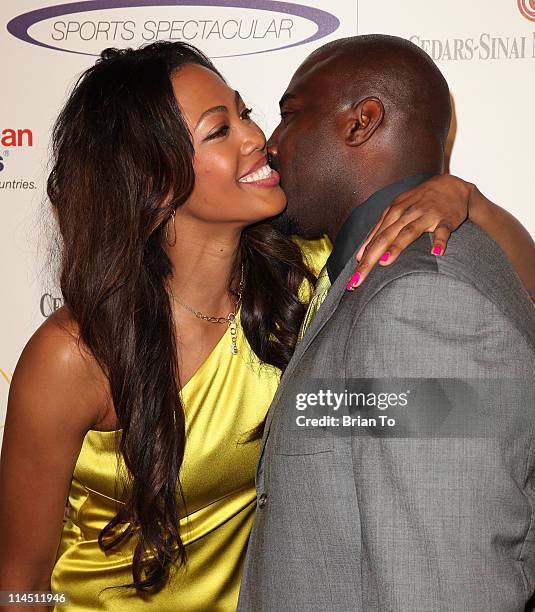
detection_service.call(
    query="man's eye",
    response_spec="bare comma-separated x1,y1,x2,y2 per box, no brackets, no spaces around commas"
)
240,107,253,120
206,126,229,140
280,110,293,120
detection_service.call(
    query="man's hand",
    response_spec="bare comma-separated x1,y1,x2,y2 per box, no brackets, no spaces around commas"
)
346,175,473,290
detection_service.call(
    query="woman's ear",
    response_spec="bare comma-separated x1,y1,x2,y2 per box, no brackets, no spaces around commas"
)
343,97,384,147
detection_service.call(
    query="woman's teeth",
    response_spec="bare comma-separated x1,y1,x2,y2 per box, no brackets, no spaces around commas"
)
239,164,272,183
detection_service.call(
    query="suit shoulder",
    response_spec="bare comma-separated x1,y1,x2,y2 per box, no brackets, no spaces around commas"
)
352,267,535,353
343,270,535,381
375,222,532,324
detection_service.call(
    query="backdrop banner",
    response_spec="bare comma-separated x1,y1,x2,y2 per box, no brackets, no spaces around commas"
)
1,0,534,437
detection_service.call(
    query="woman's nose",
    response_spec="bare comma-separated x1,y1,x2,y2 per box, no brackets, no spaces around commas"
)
241,121,266,156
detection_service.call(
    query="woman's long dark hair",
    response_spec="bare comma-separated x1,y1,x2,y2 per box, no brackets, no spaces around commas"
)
47,41,315,592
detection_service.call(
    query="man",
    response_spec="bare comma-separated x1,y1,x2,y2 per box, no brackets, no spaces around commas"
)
238,35,535,610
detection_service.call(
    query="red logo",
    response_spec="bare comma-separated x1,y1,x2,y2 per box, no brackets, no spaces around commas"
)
518,0,535,21
0,128,33,147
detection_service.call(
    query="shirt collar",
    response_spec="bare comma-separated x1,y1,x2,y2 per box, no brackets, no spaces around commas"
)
326,173,435,283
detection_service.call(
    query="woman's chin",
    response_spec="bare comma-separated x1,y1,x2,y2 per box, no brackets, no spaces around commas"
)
253,199,288,224
265,189,288,216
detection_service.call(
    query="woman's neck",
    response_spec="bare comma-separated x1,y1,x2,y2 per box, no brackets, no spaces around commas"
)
165,214,242,318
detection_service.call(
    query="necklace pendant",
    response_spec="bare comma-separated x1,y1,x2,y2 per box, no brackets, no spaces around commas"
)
228,316,238,355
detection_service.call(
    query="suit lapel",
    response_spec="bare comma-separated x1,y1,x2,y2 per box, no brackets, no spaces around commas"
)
259,253,359,455
257,234,438,469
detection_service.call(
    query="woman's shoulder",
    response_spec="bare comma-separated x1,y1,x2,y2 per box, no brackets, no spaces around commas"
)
9,306,108,431
290,234,333,276
22,306,90,376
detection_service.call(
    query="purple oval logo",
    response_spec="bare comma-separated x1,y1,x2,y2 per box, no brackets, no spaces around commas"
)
7,1,340,58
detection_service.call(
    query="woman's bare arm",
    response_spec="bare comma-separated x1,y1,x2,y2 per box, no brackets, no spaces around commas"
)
0,309,107,611
468,185,535,297
351,175,535,296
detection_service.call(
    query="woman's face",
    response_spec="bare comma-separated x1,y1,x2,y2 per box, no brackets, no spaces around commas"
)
172,64,286,225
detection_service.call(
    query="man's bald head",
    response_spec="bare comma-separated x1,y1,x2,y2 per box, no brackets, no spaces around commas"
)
269,35,452,240
301,34,451,151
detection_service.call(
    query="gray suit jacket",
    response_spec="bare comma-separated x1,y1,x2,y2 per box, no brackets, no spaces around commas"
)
238,222,535,611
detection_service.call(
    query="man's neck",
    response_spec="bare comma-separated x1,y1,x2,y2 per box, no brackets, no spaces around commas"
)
325,173,436,283
328,166,441,243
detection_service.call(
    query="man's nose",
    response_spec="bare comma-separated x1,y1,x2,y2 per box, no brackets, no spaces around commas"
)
267,126,279,158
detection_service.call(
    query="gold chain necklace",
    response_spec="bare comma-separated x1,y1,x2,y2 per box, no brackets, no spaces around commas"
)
172,264,244,355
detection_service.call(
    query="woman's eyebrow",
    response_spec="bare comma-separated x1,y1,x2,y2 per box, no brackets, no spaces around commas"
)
195,91,242,129
195,104,228,129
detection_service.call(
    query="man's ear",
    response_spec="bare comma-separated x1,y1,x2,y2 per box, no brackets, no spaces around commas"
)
343,98,384,146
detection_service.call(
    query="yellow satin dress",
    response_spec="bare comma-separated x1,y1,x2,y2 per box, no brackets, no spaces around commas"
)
51,235,332,611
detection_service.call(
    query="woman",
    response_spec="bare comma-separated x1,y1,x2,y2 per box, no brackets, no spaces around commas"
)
0,42,533,611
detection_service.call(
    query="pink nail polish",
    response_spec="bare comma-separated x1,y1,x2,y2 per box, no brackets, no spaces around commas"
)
432,245,443,256
346,272,361,291
380,251,391,263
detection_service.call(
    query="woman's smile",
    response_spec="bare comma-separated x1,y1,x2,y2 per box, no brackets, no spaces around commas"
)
238,157,281,188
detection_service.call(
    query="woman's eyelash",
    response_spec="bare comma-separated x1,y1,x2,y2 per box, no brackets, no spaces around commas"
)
207,126,229,140
206,108,253,140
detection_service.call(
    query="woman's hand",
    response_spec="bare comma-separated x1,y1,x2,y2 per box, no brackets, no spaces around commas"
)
346,174,473,290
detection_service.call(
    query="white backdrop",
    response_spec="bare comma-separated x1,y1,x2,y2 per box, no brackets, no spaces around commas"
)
1,0,534,439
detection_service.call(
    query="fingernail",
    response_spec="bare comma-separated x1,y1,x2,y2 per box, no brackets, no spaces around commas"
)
380,251,391,263
346,272,361,291
432,245,443,256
